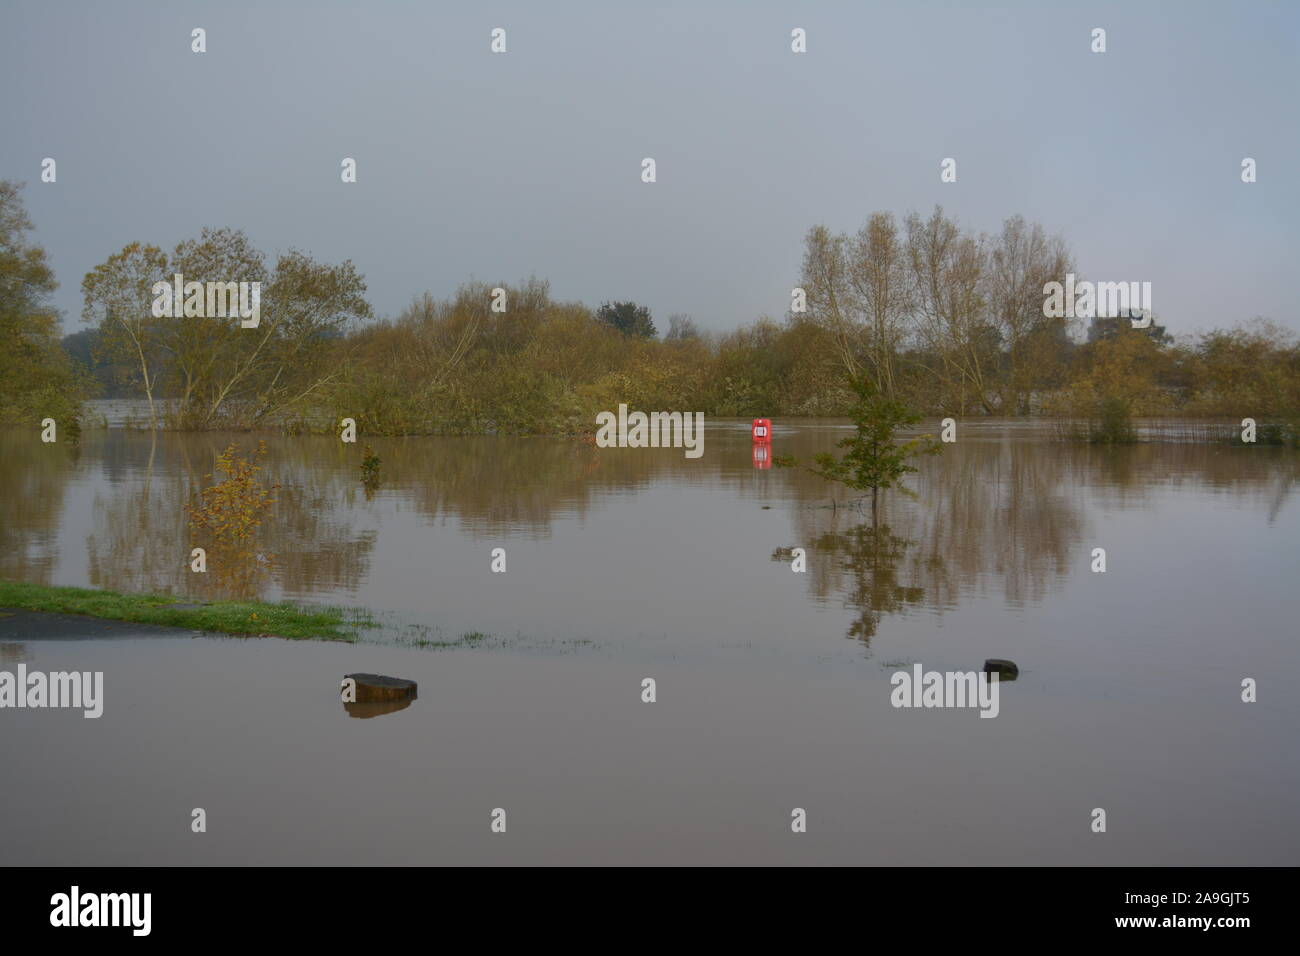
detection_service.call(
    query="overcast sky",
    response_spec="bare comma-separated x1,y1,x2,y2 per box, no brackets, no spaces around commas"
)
2,0,1296,338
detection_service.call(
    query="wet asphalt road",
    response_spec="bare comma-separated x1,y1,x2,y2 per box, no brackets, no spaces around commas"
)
0,609,194,641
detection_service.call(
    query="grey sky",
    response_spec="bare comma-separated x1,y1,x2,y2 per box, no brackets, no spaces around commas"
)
2,0,1296,338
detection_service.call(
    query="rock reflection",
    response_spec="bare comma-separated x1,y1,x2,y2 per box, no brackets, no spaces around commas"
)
343,698,414,719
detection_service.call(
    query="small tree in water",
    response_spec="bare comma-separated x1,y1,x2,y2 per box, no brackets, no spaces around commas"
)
775,378,941,521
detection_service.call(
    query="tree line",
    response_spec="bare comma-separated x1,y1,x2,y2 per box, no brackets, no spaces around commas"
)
1,179,1296,435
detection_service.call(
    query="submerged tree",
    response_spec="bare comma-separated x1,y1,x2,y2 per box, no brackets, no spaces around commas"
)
81,228,371,429
776,377,941,520
80,242,169,428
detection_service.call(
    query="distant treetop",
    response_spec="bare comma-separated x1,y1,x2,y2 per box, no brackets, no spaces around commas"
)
596,300,656,338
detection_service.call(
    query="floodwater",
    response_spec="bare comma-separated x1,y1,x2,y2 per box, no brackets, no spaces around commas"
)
1,410,1298,864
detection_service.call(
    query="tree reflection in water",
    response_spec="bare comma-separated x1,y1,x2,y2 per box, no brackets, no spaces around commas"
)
776,514,928,645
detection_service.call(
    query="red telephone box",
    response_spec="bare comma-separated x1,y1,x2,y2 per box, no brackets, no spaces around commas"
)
752,418,772,443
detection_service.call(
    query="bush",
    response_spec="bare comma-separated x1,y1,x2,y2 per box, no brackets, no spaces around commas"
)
1088,396,1138,444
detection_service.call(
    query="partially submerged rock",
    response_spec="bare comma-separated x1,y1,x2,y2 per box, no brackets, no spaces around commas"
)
342,672,418,703
983,659,1019,680
344,698,414,719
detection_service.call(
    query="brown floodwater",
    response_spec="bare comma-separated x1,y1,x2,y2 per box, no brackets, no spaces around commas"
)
1,414,1297,864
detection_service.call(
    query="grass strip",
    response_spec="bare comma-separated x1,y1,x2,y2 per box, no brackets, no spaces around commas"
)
0,579,371,641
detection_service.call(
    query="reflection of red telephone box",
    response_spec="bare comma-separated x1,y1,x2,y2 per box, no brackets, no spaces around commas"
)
752,418,772,443
753,444,771,469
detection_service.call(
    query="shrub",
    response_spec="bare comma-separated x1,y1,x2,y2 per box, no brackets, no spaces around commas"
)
1088,396,1138,444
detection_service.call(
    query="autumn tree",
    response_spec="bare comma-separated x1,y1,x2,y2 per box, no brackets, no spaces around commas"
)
0,180,84,426
1189,318,1299,416
166,227,268,424
1054,324,1174,417
82,229,371,427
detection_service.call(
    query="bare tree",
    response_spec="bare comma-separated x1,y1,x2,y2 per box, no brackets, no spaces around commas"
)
665,313,701,342
846,212,911,398
904,206,996,415
985,215,1072,414
799,224,863,381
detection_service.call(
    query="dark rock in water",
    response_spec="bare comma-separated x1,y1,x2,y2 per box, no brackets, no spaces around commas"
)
983,659,1019,680
343,673,418,703
344,698,414,719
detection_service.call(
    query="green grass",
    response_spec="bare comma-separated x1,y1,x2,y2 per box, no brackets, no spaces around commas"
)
0,579,373,641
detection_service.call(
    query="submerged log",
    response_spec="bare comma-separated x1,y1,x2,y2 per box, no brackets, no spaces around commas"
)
342,673,418,703
983,659,1019,680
